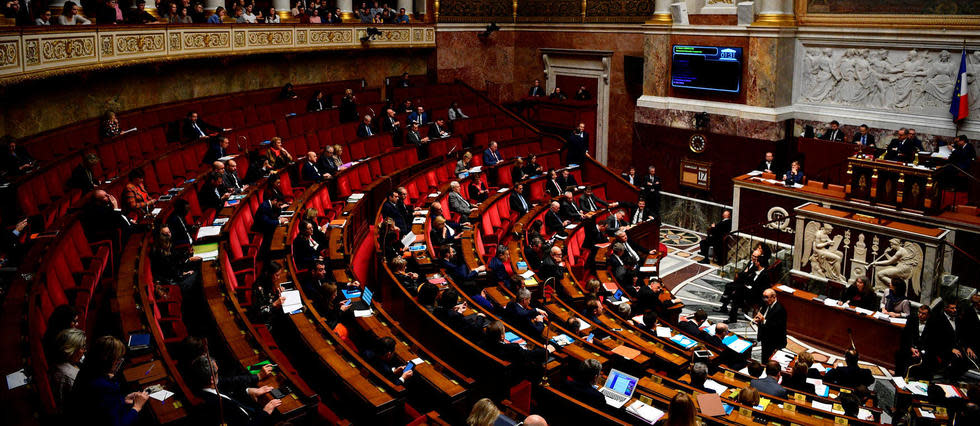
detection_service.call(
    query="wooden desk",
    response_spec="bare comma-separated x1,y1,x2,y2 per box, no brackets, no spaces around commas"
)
773,285,903,369
846,156,946,212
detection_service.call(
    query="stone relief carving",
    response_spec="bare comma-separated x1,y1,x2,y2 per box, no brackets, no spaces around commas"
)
870,238,922,293
802,221,847,282
799,46,979,117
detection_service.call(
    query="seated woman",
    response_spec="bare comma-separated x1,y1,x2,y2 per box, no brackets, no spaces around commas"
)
455,152,473,177
737,386,761,407
292,220,321,271
880,277,911,318
279,83,296,99
67,336,149,426
840,276,877,311
429,216,458,249
511,157,530,183
317,282,354,341
50,328,86,410
58,1,92,24
266,137,294,169
150,225,201,292
304,208,330,247
468,172,490,203
121,168,155,221
522,154,544,177
783,160,805,185
100,111,121,139
249,261,286,329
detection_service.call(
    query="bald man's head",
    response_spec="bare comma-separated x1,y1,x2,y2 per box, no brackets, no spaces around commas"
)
524,415,548,426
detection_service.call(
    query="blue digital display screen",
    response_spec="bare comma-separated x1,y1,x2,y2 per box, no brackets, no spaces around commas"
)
671,45,743,93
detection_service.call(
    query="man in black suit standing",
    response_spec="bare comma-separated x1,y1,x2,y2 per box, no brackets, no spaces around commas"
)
381,190,409,236
509,183,530,216
755,289,787,362
896,305,930,378
819,120,845,142
924,300,975,377
566,122,588,165
949,135,977,173
381,108,402,144
699,210,732,264
719,246,769,323
357,114,375,138
528,79,545,97
640,166,661,214
852,124,876,147
755,152,781,176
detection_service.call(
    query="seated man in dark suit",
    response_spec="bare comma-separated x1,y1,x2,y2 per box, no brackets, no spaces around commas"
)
819,120,845,142
581,218,607,273
823,349,875,388
614,230,651,269
202,137,230,164
187,355,281,426
380,191,410,236
558,192,583,223
198,171,230,213
292,220,321,271
578,186,614,213
544,201,568,235
949,135,977,173
356,115,375,138
406,121,430,158
524,237,546,271
182,111,224,142
884,128,908,161
428,118,450,139
852,124,876,147
504,287,547,335
223,159,248,193
628,198,654,225
687,363,715,393
699,210,731,264
677,309,709,339
389,257,423,293
252,195,286,259
904,128,924,156
487,249,511,288
509,183,531,216
380,108,401,141
557,169,579,190
538,246,568,285
528,79,545,97
755,151,782,176
362,337,415,384
301,152,331,182
438,246,485,294
562,358,605,408
544,170,563,198
635,277,668,315
483,321,549,379
604,210,627,237
750,361,788,398
608,243,637,290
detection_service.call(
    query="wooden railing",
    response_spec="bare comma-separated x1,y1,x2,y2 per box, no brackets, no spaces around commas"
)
0,23,435,84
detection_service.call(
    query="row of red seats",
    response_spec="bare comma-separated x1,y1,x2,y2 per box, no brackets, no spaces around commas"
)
20,81,376,162
471,125,536,148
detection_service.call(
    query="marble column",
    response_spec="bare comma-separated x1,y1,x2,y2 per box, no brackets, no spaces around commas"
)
202,0,221,13
272,0,290,19
337,0,353,21
396,0,412,14
648,0,671,24
753,0,794,26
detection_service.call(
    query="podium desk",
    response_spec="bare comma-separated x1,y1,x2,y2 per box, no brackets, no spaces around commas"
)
845,156,946,213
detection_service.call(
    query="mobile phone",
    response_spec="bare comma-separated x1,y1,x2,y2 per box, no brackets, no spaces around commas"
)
404,361,414,373
270,388,287,399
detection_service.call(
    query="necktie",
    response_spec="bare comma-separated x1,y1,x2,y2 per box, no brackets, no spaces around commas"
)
634,209,642,224
367,126,373,136
519,194,527,211
861,135,866,145
586,196,595,211
193,122,204,136
626,243,639,263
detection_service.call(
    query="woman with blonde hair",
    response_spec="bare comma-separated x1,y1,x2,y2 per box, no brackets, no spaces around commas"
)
266,137,293,169
456,152,473,177
737,386,761,407
51,328,86,408
466,398,500,426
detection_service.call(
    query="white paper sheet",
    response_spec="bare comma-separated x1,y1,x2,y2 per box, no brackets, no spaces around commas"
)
400,232,416,248
702,379,729,395
6,369,28,390
149,389,175,402
354,309,373,317
520,270,536,279
280,290,302,313
196,226,223,239
776,284,795,293
811,401,834,412
655,327,672,338
625,400,665,424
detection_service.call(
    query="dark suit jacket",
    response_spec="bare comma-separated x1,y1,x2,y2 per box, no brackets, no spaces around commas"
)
757,301,787,350
292,235,319,270
885,138,905,161
558,199,583,222
307,98,327,112
628,206,653,225
924,312,965,366
528,86,545,97
676,319,703,339
823,365,874,388
406,130,425,147
852,133,876,147
578,193,607,212
194,389,272,426
505,301,545,335
483,148,502,166
636,286,668,316
949,143,977,171
544,210,565,234
381,200,409,236
510,191,529,216
381,115,400,134
251,200,281,235
558,174,579,190
545,179,563,197
755,159,782,176
440,258,478,283
317,155,339,177
566,131,588,164
167,214,193,247
357,123,375,138
182,118,221,141
301,161,324,182
224,171,244,192
604,215,623,237
750,376,788,399
202,144,227,164
562,378,605,408
428,122,448,139
67,165,97,193
538,255,567,285
819,128,845,142
197,182,226,212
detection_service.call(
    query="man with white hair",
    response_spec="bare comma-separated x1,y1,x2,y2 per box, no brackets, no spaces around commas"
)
545,201,568,234
447,181,476,218
357,114,374,138
559,191,583,222
754,288,787,362
539,246,568,284
615,229,653,268
505,287,548,334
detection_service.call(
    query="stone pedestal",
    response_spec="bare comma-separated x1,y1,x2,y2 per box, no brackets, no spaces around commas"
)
753,0,793,26
397,0,412,14
204,0,221,12
648,0,672,24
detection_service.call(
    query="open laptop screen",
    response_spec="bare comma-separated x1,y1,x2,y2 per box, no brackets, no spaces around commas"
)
604,370,638,397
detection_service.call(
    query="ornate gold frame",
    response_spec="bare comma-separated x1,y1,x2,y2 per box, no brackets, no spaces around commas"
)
794,0,980,29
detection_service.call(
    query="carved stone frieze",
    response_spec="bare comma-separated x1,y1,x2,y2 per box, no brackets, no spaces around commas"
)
0,41,18,69
41,37,95,62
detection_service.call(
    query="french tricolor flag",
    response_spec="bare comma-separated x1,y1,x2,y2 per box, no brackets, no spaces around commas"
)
950,49,969,123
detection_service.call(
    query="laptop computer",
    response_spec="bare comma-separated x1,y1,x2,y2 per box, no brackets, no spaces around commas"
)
599,369,639,409
350,287,374,311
